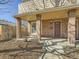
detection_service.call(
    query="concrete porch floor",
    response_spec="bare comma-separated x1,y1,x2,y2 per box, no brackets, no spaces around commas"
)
35,37,79,48
40,37,67,43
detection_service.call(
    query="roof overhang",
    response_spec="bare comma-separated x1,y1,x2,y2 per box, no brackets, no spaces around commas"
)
14,4,79,20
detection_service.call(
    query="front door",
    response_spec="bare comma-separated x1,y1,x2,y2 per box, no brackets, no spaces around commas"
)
54,21,61,38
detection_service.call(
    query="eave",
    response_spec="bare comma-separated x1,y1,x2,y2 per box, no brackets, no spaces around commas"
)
14,4,79,21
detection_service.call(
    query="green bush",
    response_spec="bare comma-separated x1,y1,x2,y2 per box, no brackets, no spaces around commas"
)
23,0,30,2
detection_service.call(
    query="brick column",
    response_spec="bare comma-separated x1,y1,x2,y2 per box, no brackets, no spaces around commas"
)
27,21,31,35
16,17,21,39
36,14,41,41
68,9,76,46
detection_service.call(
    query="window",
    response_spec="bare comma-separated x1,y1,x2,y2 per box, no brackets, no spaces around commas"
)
31,22,36,33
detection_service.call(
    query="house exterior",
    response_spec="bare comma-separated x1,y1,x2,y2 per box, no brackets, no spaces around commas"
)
0,20,16,40
14,0,79,46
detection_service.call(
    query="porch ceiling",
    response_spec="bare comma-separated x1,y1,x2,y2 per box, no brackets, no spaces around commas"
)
14,4,79,21
14,13,36,21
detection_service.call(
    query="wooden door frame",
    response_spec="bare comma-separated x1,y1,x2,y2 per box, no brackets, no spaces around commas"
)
76,18,78,39
53,20,62,38
31,21,36,34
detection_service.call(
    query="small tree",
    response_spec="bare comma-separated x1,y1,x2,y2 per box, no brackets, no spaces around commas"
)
22,0,31,2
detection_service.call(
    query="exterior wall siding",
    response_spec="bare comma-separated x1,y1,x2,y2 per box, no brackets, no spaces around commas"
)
42,20,53,37
21,27,28,38
41,19,68,38
28,15,79,40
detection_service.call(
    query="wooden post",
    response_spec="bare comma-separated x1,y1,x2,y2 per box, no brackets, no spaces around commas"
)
16,17,21,39
68,9,76,46
27,21,31,35
36,14,41,41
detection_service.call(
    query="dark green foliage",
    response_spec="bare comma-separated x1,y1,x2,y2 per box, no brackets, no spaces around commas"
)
23,0,30,2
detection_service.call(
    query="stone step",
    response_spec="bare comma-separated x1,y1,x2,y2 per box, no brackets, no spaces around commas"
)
27,35,37,41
